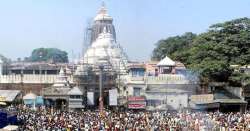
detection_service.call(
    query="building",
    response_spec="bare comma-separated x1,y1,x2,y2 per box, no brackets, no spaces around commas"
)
75,3,128,108
145,61,158,76
124,56,197,111
0,61,75,95
42,68,84,110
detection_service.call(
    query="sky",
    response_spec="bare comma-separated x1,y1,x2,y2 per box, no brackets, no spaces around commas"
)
0,0,249,62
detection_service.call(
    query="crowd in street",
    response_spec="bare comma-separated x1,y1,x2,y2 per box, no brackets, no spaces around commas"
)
14,106,250,131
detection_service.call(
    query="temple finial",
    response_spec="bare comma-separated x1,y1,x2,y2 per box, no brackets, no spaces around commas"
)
101,1,105,8
98,1,107,14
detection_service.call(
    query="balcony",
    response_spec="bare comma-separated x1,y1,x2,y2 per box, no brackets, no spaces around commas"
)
145,74,189,84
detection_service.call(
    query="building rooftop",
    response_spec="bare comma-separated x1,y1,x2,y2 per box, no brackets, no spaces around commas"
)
9,62,69,70
157,56,175,66
128,63,145,69
68,86,82,95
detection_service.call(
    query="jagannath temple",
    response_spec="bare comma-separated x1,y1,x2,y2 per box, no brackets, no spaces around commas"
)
1,3,247,113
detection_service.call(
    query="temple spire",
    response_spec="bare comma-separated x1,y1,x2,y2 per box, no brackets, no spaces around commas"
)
98,1,107,15
90,2,116,43
101,1,105,8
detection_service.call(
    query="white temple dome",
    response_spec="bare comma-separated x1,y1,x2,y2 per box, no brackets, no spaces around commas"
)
83,28,120,64
83,27,127,73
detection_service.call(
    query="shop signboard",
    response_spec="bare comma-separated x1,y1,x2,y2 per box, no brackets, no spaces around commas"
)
128,103,146,109
190,94,214,103
128,96,146,109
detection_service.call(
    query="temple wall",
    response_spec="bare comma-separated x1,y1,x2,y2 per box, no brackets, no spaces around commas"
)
0,74,73,84
0,83,52,95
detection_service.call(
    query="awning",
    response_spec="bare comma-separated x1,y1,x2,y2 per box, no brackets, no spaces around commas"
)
191,102,220,109
3,125,19,130
214,99,247,104
190,98,247,110
0,90,21,102
0,101,7,105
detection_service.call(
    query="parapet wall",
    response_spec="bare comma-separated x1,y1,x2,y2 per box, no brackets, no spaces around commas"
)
0,83,52,95
0,74,73,84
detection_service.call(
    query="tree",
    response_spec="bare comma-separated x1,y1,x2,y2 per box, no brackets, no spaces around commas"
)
152,32,196,61
30,48,68,63
0,54,10,63
152,17,250,85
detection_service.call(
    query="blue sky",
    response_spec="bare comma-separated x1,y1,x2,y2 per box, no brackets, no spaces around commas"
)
0,0,249,61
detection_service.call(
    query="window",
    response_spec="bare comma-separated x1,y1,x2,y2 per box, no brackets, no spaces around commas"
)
138,71,145,76
132,71,137,77
131,70,145,77
133,87,141,96
70,95,81,99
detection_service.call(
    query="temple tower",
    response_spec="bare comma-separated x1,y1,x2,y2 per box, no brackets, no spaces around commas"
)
90,2,116,44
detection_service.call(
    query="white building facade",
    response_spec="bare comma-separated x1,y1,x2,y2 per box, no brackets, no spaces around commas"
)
124,57,198,111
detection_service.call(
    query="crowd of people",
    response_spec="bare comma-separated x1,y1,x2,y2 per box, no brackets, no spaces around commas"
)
14,106,250,131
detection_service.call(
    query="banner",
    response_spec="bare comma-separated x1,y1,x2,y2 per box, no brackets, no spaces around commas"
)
128,96,145,101
190,94,214,103
128,96,146,109
128,103,146,109
109,89,118,106
87,92,94,105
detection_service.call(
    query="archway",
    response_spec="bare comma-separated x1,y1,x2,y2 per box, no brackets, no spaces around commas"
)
44,99,55,108
55,99,67,110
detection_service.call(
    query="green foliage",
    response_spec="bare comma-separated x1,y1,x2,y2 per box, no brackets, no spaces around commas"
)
30,48,68,63
152,17,250,84
229,72,250,87
152,32,196,61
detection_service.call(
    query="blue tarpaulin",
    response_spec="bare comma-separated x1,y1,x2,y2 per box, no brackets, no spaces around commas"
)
24,96,44,106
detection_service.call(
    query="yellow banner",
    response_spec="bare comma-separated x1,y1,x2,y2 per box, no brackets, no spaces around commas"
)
190,94,213,103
